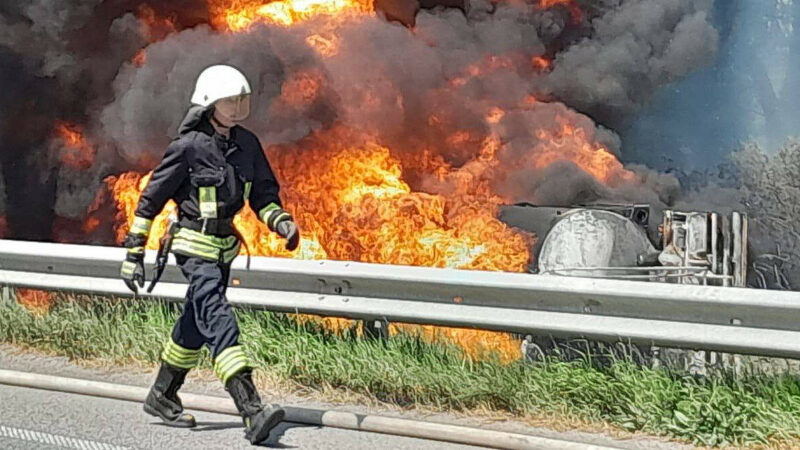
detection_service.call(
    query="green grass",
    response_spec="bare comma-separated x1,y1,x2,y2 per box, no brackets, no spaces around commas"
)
2,292,800,447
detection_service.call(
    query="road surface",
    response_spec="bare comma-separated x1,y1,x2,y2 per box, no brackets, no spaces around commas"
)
0,383,480,449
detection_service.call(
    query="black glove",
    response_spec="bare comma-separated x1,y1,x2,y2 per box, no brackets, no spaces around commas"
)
121,233,146,293
276,220,299,252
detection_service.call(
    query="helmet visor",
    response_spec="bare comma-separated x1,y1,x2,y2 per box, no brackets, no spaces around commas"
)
214,94,251,123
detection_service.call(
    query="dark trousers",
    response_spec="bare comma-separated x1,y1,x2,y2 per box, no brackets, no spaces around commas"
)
170,254,240,359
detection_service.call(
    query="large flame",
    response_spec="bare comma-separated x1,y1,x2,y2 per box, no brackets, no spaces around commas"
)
54,122,96,170
108,128,530,270
95,0,625,363
16,289,55,315
107,127,534,362
532,120,636,185
208,0,374,31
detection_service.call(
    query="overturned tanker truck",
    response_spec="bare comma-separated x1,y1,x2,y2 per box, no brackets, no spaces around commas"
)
500,204,754,370
499,203,749,288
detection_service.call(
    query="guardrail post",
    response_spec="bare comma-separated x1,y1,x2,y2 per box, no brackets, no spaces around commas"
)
1,286,10,305
362,319,389,340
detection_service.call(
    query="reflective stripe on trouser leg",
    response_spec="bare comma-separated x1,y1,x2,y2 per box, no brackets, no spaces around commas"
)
214,345,249,384
174,256,241,362
161,337,202,369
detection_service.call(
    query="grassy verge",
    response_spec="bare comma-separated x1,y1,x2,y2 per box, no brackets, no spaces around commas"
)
1,292,800,447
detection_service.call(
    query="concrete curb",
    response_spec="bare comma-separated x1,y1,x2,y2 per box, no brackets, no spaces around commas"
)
0,369,620,450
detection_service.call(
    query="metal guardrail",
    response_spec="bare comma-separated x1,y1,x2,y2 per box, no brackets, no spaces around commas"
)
1,239,800,359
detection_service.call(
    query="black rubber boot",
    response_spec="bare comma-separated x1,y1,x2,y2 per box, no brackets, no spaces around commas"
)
143,362,197,428
226,370,285,444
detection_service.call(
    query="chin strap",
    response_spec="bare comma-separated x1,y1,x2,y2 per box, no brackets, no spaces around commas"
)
209,111,232,136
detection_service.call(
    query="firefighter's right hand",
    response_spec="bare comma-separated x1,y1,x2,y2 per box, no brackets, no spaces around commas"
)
121,250,146,293
121,233,147,293
276,220,300,252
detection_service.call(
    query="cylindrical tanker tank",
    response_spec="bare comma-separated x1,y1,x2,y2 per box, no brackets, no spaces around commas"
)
536,209,657,277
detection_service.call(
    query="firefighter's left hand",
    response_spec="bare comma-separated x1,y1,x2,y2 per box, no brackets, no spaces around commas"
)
276,220,300,251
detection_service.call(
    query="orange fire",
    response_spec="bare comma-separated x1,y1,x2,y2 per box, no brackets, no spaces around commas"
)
54,122,96,170
450,55,516,88
96,0,631,363
277,69,324,108
391,324,523,363
108,128,529,270
132,50,147,67
208,0,374,31
106,127,532,361
538,0,582,23
533,120,636,185
16,289,55,314
532,55,552,72
137,5,177,42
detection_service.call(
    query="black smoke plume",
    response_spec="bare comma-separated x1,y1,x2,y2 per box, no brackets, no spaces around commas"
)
0,0,717,242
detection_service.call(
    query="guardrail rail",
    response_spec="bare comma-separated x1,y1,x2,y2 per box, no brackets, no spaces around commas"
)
0,239,799,359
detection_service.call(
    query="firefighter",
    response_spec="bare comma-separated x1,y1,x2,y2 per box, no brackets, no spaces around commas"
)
119,64,299,445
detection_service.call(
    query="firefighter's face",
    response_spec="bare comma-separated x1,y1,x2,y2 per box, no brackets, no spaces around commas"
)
214,94,251,126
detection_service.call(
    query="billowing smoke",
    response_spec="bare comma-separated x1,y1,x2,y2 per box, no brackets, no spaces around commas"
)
1,0,718,245
0,0,208,238
626,1,800,172
100,0,716,206
540,0,718,129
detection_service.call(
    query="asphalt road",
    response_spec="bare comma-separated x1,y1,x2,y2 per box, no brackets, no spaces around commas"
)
0,345,691,450
0,384,479,450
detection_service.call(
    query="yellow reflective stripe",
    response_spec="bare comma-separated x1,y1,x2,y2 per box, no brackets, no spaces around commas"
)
218,358,248,384
163,349,198,367
215,345,244,365
217,357,244,377
163,351,199,368
258,203,281,223
243,182,252,203
163,353,199,369
214,346,249,383
130,217,153,236
172,241,220,261
120,261,136,276
268,212,291,231
172,241,238,262
127,247,144,254
163,347,198,363
199,186,217,219
171,228,240,263
221,242,241,263
175,234,219,249
161,338,201,369
176,228,237,248
163,338,201,357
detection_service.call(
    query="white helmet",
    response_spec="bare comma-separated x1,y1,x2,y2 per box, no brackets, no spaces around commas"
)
190,65,252,107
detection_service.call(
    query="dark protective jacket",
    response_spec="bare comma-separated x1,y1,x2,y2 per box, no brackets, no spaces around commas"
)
136,106,282,223
131,106,290,263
